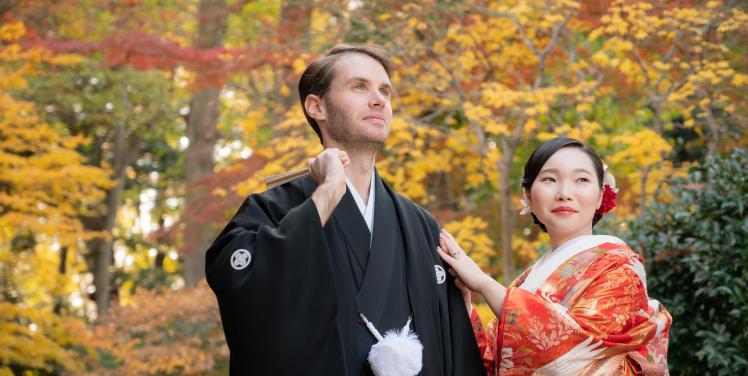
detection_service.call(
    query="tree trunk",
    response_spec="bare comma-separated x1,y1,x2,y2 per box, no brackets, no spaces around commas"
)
53,246,69,314
497,145,515,284
640,165,652,210
93,121,127,317
0,1,16,17
272,1,312,123
700,93,721,159
651,101,664,136
650,101,669,171
705,110,720,159
182,0,228,287
155,213,167,269
280,0,311,49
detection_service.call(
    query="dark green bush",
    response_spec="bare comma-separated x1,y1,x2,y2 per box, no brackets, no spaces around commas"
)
627,149,748,375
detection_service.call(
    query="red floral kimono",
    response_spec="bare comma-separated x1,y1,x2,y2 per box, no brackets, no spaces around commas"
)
472,235,671,375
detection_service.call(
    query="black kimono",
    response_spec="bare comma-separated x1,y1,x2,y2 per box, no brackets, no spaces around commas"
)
205,172,484,375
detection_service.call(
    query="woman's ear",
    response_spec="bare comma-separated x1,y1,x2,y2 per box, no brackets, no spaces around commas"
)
596,187,604,210
304,94,326,122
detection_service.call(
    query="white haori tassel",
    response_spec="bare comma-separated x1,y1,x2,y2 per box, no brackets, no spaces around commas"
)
360,313,423,376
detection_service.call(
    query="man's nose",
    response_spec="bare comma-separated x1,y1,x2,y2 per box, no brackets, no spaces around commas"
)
369,90,386,107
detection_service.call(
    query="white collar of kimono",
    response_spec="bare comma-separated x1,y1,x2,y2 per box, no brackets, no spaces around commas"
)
519,234,626,294
345,169,376,239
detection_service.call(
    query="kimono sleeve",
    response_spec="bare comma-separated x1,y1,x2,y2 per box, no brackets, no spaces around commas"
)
204,189,344,374
469,307,496,375
205,194,332,296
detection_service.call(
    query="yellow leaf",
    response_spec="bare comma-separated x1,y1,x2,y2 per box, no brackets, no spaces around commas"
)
485,122,509,136
732,73,748,86
45,53,84,65
292,58,307,76
0,22,25,41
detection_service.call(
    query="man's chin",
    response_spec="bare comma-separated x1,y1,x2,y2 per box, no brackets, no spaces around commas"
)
345,138,386,153
368,130,390,144
327,130,388,151
351,130,388,145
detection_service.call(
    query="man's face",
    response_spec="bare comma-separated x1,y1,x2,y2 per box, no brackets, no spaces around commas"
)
320,53,393,150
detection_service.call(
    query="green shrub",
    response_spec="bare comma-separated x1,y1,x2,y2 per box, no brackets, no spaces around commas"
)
627,149,748,375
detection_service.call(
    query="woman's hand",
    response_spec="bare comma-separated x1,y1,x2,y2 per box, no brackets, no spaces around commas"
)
437,229,508,317
436,229,493,295
436,230,507,317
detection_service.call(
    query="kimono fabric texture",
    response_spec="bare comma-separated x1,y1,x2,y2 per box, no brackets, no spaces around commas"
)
205,172,485,375
471,235,671,375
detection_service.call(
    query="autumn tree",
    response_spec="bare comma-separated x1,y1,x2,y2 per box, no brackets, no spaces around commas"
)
594,0,747,157
181,0,231,287
352,0,598,282
590,0,748,206
22,60,185,315
338,0,747,282
0,20,106,374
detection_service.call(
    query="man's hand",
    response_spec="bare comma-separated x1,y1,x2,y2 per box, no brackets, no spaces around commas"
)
310,148,350,225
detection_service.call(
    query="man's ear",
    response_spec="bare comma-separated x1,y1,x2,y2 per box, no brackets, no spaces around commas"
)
304,94,326,122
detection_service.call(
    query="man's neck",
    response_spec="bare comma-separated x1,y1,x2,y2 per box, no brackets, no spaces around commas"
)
324,142,376,205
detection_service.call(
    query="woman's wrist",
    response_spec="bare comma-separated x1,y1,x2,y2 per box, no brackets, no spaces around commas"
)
476,274,496,297
476,274,507,316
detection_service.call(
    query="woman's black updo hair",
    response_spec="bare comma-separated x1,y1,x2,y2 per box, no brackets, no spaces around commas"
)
521,137,605,233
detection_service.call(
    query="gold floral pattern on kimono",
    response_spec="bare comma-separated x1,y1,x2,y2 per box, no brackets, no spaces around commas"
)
471,242,671,375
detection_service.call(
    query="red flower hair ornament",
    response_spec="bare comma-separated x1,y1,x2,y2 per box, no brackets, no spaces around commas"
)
596,165,618,215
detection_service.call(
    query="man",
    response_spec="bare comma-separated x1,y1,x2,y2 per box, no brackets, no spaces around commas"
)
205,44,484,375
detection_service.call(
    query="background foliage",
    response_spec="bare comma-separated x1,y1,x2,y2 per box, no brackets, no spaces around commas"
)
0,0,746,374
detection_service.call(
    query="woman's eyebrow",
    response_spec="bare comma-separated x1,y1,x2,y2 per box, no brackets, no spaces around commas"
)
538,168,592,175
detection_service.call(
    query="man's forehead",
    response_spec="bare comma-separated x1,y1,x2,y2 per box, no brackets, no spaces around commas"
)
331,53,391,85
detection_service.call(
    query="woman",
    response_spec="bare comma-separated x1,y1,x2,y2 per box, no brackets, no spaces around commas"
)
438,137,670,375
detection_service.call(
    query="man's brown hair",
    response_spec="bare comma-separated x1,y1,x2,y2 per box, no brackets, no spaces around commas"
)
298,44,394,144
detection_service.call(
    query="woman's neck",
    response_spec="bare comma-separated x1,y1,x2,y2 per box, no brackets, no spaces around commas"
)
548,227,593,251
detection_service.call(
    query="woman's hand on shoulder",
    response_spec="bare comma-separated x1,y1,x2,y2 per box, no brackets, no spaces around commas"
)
436,229,494,295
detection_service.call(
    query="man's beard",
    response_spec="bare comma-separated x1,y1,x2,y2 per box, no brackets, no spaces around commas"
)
324,100,385,152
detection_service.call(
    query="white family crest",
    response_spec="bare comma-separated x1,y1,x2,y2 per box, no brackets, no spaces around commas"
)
434,265,446,284
230,249,251,270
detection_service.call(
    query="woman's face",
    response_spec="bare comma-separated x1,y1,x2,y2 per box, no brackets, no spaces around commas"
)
527,147,603,245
